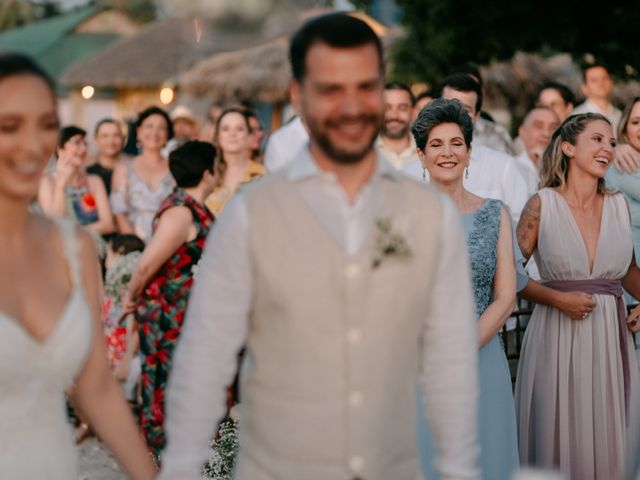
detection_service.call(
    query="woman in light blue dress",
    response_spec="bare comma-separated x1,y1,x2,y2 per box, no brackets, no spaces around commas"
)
412,98,519,479
606,97,640,260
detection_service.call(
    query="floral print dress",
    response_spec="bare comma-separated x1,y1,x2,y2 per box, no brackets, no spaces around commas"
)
65,183,98,225
136,188,214,456
102,252,142,366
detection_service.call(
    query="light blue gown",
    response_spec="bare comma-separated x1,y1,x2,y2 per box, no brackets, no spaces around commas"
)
416,198,519,480
606,168,640,263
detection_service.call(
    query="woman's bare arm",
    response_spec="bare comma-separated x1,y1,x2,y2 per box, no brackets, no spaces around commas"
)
86,175,115,234
38,174,67,216
125,206,193,304
477,206,516,347
73,230,155,479
516,193,540,262
110,162,135,234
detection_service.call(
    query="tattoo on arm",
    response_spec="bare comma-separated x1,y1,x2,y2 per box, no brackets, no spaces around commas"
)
516,194,541,261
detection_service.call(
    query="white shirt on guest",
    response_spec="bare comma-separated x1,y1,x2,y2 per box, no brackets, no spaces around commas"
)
473,116,515,155
513,149,540,198
158,147,480,480
510,151,542,283
572,99,622,134
403,142,529,223
374,134,420,169
263,116,308,172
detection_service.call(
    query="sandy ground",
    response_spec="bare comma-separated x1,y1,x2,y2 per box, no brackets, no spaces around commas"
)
78,438,126,480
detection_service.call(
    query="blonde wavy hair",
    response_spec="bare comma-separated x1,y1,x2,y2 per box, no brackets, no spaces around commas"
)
617,96,640,146
539,112,612,194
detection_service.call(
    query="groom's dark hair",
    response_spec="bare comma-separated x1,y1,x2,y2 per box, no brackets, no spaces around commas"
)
289,12,384,82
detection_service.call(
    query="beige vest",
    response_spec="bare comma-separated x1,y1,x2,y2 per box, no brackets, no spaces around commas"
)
235,171,442,480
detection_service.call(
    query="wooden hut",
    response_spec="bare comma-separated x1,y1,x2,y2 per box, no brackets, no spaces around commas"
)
59,17,270,121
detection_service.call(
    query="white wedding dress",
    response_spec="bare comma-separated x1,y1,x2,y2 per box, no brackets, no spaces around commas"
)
0,219,92,479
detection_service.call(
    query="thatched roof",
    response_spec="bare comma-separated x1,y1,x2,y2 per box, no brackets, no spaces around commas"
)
178,12,395,102
60,17,268,88
180,37,290,102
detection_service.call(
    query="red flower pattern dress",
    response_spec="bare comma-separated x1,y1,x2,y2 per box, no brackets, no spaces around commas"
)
65,183,98,225
135,188,214,456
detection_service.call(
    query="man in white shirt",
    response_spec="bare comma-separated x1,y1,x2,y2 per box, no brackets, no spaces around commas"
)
453,63,515,155
404,73,529,223
514,107,560,196
375,82,420,169
263,115,308,171
572,63,622,133
159,12,479,480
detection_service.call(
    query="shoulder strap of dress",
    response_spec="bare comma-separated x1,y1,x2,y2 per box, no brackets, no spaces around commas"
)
476,198,503,241
485,198,502,213
52,217,82,289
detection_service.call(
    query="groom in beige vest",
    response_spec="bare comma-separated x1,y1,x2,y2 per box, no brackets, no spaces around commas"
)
159,13,480,480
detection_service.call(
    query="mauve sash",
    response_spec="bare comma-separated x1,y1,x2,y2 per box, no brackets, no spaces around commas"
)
543,279,630,424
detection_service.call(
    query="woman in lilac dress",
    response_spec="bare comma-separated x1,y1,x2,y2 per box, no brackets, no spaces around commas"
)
515,113,640,479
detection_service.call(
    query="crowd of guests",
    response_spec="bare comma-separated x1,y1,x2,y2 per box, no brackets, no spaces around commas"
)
2,10,640,479
32,101,269,454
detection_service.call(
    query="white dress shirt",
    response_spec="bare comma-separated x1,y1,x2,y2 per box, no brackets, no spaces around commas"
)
403,142,530,223
513,149,540,197
572,99,622,134
473,116,515,155
158,147,480,480
375,134,420,169
263,116,309,172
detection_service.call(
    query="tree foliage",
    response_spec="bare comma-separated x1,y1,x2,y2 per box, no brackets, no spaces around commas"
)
392,0,640,85
0,0,60,31
99,0,156,23
349,0,373,11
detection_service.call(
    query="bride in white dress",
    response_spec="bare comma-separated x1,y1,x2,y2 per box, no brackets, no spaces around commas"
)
0,54,155,479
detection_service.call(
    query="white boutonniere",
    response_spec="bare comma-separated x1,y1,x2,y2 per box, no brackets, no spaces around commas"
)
372,217,412,269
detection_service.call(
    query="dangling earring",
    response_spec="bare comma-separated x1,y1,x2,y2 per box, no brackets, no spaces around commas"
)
464,166,469,180
422,168,427,182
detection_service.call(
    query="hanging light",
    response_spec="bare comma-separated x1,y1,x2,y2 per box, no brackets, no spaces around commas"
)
81,85,95,99
160,87,175,105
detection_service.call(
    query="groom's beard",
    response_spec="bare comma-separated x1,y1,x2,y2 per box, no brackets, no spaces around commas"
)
305,112,382,165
